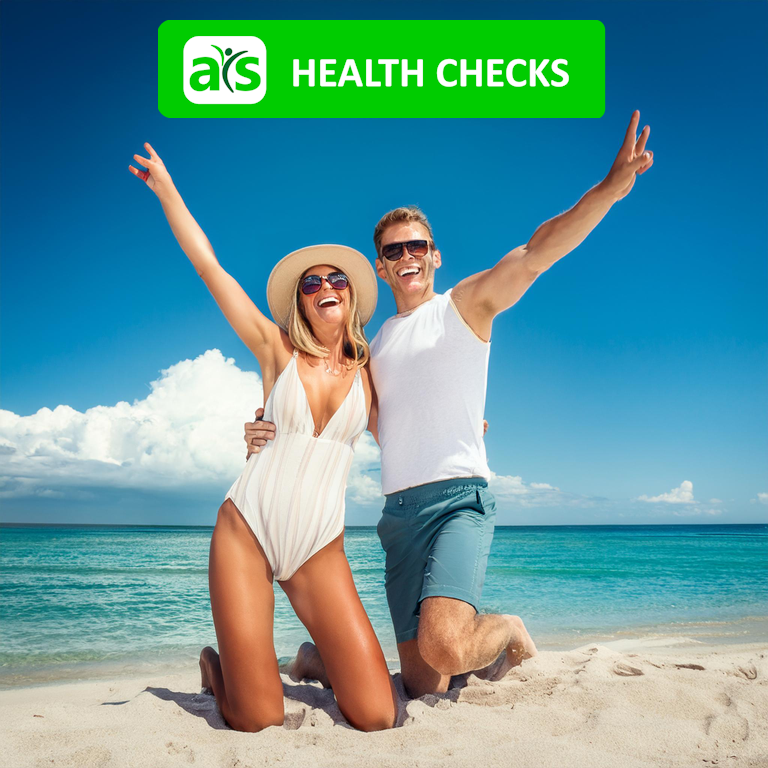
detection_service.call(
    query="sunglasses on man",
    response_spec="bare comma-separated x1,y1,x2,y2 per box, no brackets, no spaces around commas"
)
380,240,431,261
300,272,349,295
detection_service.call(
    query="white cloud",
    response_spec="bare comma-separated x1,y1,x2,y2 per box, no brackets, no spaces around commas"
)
0,349,387,508
755,492,768,506
709,498,723,504
347,433,383,504
489,472,559,502
0,350,262,498
487,472,599,509
636,480,698,505
0,349,613,515
668,506,722,518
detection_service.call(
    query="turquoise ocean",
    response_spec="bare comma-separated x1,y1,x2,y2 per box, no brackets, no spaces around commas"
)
1,524,766,688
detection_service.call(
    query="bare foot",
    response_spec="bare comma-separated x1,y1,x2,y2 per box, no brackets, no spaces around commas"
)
199,646,217,694
486,616,538,682
288,642,331,689
471,651,508,682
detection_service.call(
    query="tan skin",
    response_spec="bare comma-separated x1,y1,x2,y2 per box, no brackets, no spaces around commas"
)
249,224,537,698
245,110,654,698
128,146,397,732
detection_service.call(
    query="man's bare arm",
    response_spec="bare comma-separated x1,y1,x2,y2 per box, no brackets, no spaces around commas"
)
367,386,381,446
452,110,654,337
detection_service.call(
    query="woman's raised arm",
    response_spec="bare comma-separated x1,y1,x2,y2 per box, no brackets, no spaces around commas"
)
128,142,281,361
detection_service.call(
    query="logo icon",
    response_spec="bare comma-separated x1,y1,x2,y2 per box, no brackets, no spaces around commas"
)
183,35,267,104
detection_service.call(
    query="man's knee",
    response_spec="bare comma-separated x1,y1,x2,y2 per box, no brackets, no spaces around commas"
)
416,598,476,676
417,633,466,676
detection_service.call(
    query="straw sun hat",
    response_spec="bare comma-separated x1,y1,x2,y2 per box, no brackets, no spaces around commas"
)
266,244,378,331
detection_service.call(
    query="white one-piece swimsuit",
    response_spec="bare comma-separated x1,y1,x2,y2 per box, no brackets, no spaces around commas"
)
224,349,367,581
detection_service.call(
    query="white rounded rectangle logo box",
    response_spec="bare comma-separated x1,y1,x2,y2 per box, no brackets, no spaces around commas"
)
183,35,267,104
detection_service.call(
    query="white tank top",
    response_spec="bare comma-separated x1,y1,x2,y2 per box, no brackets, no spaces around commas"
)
369,289,491,495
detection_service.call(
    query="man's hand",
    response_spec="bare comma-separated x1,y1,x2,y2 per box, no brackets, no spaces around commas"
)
452,108,655,333
483,419,489,436
244,408,276,460
602,109,654,202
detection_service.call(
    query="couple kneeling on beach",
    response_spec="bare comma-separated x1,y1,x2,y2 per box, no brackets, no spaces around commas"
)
128,110,653,732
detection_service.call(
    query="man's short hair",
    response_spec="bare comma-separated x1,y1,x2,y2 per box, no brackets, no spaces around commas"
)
373,206,435,258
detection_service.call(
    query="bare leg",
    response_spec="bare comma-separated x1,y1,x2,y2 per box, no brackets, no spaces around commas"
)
288,641,331,689
281,531,398,732
470,616,539,681
202,500,284,732
397,638,452,699
199,645,215,693
287,638,451,700
417,597,537,680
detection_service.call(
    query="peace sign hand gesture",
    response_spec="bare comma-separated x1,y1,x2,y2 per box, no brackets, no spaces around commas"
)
603,110,654,202
128,142,175,199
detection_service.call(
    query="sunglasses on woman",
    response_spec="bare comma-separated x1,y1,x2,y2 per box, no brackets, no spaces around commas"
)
300,272,349,295
380,239,430,261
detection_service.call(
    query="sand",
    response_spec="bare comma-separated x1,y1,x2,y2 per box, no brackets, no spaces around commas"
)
3,639,767,768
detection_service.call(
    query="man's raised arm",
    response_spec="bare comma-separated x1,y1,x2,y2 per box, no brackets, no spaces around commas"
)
452,110,654,337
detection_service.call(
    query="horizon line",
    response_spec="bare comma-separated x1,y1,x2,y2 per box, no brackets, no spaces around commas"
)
1,522,766,530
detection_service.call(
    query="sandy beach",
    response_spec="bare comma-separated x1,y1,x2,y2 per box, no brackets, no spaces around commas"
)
3,639,767,768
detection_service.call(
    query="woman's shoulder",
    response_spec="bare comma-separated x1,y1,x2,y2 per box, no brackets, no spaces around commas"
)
357,361,374,415
361,361,376,396
359,360,374,389
262,330,294,381
274,330,295,360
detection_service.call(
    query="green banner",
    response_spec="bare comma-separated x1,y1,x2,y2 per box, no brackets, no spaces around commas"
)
158,20,605,118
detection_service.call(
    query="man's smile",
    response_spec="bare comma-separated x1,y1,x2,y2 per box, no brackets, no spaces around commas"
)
396,265,422,278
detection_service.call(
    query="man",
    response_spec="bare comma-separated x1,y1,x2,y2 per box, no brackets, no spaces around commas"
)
245,110,654,697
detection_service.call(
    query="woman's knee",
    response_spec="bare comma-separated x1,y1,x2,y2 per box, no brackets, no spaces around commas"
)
344,701,396,732
226,701,284,732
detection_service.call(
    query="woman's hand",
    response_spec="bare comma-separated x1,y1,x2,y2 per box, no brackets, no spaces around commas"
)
129,142,281,366
602,110,654,202
128,142,175,198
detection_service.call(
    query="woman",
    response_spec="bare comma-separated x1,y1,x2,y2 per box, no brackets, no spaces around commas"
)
129,143,397,733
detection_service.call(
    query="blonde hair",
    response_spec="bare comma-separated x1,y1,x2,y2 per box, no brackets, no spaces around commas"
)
286,268,370,369
373,205,435,257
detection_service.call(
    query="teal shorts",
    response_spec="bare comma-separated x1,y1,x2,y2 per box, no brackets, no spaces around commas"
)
376,477,497,644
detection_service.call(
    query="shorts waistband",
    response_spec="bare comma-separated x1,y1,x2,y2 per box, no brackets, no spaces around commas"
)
384,477,489,508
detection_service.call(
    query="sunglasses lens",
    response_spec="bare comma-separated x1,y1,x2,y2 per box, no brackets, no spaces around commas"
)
328,274,349,290
407,240,429,256
382,243,403,261
381,241,430,260
301,277,322,295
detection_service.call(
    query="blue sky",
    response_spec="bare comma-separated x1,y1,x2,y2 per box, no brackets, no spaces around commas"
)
1,0,766,525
